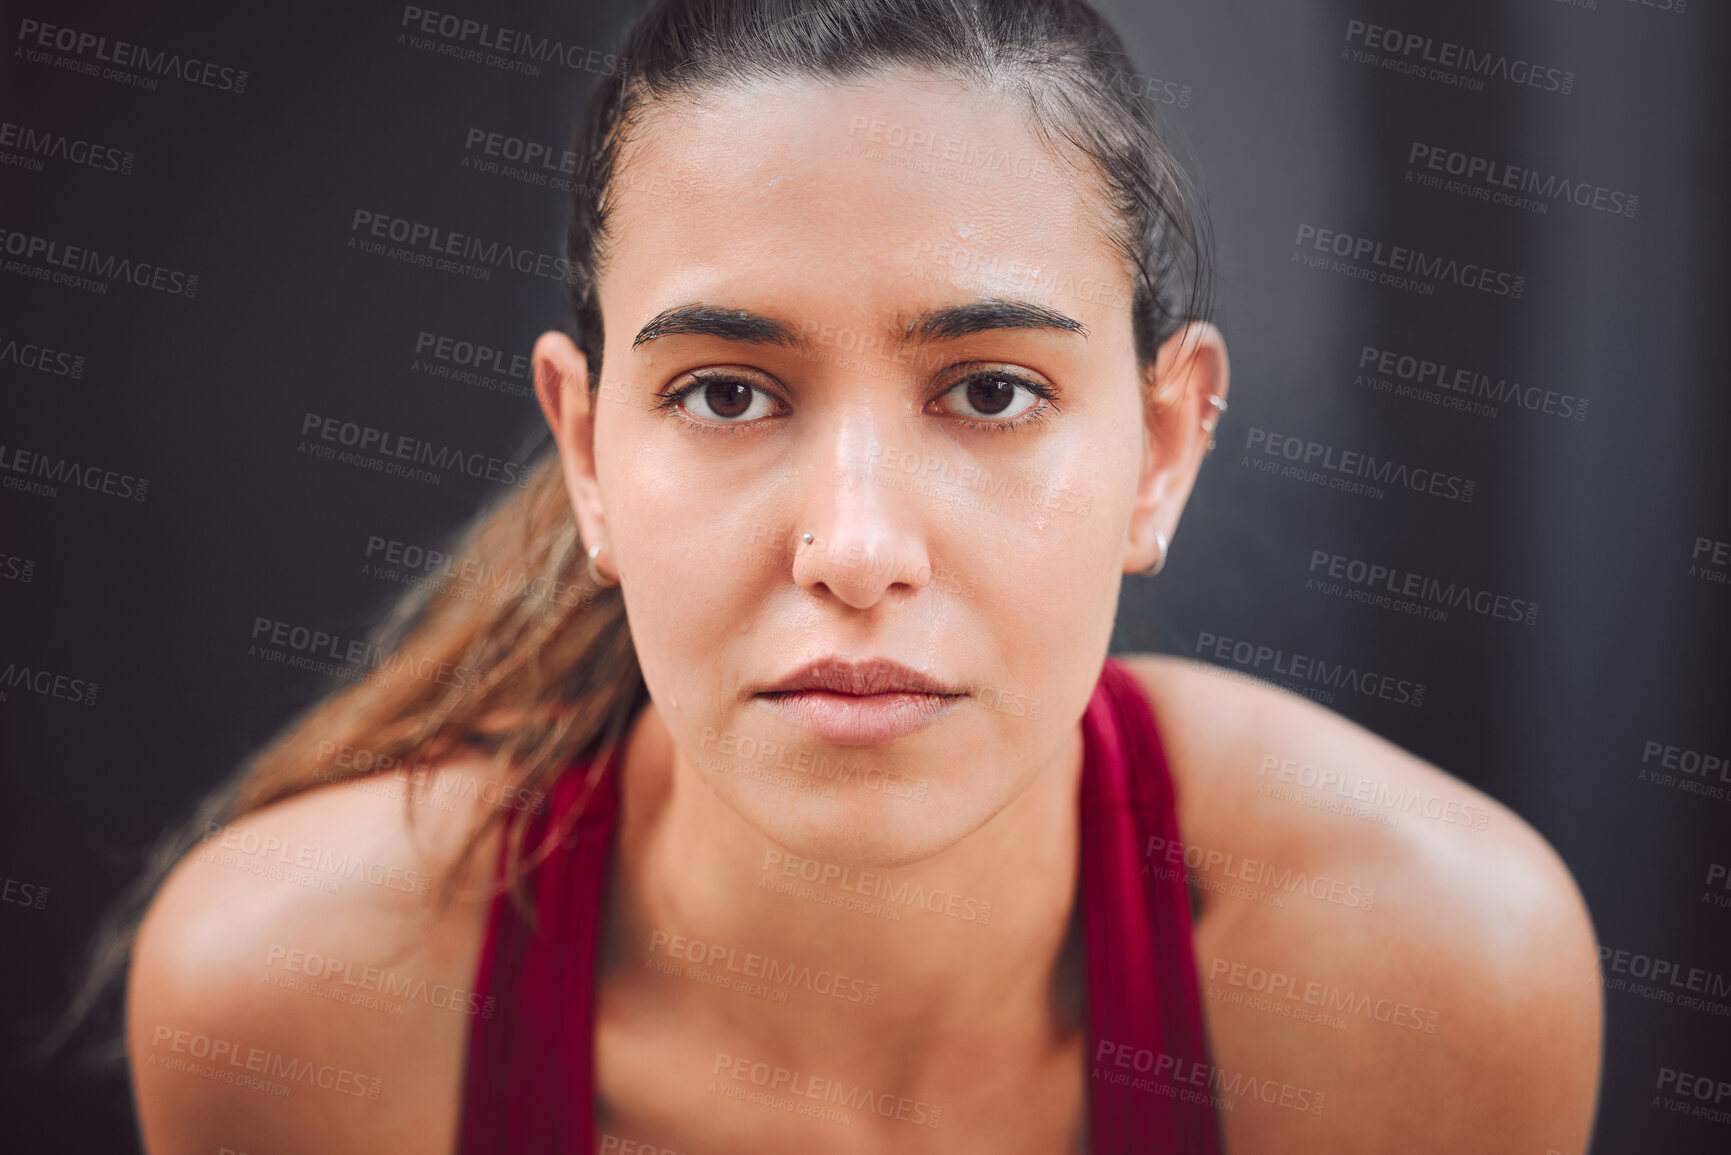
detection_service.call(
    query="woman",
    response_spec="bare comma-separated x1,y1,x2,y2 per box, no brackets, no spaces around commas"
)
120,0,1603,1151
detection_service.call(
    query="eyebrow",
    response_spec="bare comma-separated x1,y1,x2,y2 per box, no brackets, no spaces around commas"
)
630,298,1088,350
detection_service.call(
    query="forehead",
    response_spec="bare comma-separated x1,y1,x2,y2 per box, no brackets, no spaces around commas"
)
601,73,1131,328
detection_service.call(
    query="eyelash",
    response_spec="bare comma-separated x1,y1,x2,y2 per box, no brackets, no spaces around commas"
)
650,369,1060,435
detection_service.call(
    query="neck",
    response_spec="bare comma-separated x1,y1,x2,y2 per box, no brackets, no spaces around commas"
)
606,697,1087,1071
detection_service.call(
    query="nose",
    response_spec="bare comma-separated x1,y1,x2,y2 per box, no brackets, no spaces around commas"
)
790,420,933,610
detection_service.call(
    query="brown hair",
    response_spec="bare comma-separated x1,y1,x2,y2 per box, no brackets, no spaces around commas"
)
53,0,1212,1069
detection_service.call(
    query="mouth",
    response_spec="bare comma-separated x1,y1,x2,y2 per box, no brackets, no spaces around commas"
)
753,657,968,745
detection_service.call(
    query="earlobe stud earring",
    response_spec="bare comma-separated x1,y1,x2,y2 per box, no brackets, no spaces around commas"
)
586,542,620,588
1142,531,1169,577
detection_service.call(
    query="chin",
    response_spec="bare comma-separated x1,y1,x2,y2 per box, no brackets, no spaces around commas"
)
704,770,1007,871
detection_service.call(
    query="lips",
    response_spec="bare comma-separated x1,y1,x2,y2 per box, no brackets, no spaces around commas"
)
756,657,964,697
753,657,966,745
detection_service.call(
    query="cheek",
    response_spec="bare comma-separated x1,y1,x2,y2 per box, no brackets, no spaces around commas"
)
959,438,1135,689
973,509,1120,670
967,434,1133,582
603,452,774,678
637,554,765,661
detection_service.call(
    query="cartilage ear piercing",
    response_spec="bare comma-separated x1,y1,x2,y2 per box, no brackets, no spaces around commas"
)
1202,395,1227,453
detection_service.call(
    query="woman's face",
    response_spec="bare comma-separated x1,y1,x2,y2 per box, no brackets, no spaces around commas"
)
548,73,1212,866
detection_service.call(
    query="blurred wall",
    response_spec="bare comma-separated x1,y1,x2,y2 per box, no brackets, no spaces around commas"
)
2,1,1726,1150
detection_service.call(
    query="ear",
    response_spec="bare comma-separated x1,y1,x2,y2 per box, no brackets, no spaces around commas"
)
1123,321,1230,575
532,330,611,568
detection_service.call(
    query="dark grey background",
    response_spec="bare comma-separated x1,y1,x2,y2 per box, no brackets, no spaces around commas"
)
2,0,1726,1151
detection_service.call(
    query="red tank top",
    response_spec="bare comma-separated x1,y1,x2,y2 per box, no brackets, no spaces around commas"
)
458,657,1223,1153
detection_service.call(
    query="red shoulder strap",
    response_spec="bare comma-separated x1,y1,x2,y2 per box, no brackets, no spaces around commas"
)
1079,658,1224,1153
457,748,620,1155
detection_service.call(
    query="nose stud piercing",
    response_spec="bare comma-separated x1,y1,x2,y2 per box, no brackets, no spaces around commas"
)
802,533,814,545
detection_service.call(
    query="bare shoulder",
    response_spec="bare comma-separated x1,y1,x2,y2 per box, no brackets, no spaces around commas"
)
1118,654,1603,1155
127,753,515,1155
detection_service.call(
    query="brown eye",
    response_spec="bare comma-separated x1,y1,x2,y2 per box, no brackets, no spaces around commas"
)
703,379,754,419
965,374,1019,415
676,374,779,423
935,369,1046,423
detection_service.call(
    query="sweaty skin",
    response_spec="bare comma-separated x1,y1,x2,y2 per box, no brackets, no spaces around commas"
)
127,72,1601,1155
